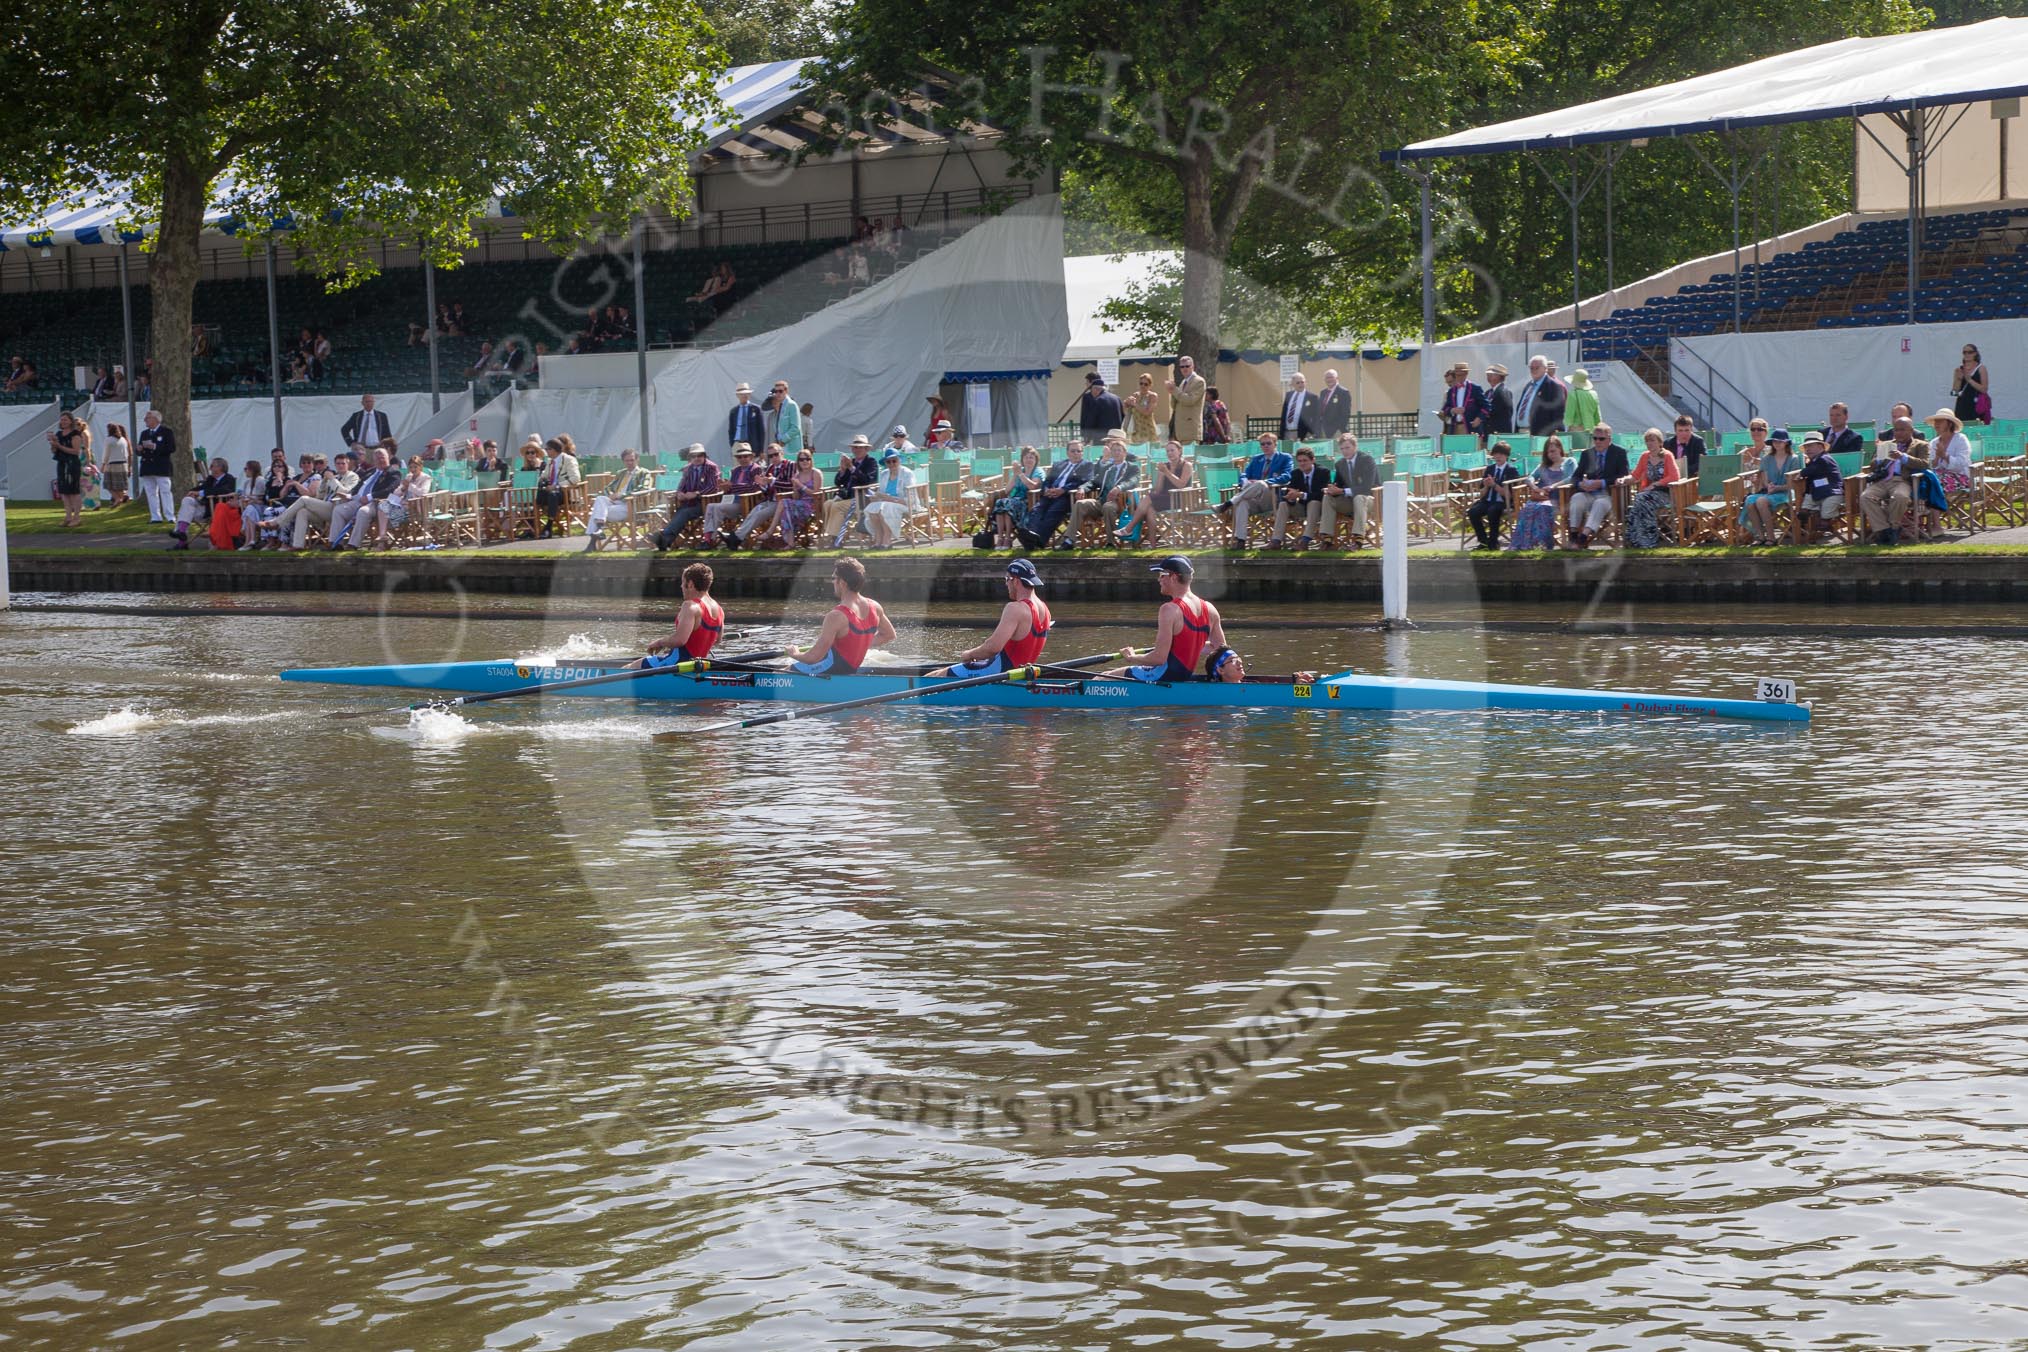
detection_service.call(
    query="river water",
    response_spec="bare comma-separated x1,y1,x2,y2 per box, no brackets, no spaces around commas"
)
4,593,2027,1350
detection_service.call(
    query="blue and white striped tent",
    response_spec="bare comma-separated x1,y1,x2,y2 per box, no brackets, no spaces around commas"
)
0,58,817,251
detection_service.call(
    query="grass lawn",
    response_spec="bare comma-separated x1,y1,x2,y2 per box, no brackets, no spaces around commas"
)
18,539,2028,561
4,499,174,536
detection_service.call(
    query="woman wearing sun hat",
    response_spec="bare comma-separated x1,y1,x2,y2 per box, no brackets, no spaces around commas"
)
1564,369,1601,440
1925,407,1973,496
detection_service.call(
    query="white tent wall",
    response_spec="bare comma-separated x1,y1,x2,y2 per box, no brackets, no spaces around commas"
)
0,401,62,497
1855,107,2017,212
93,392,441,467
397,388,480,456
469,390,517,449
498,387,648,460
634,196,1065,457
1678,317,2028,431
1421,343,1679,438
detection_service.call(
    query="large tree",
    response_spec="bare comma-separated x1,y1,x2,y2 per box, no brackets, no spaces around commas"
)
820,0,1457,369
1,0,722,492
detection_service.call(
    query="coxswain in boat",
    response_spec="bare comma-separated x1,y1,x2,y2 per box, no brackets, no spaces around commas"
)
630,562,723,669
1107,555,1237,683
927,558,1051,677
785,556,896,676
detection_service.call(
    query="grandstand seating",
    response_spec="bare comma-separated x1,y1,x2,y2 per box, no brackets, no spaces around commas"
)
1541,206,2028,380
0,225,961,406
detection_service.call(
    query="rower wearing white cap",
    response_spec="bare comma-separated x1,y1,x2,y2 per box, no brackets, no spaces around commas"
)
929,559,1052,678
1106,555,1240,683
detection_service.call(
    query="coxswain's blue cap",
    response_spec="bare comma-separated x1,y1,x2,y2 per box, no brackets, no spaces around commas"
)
1206,646,1238,675
1150,555,1193,579
1005,558,1044,587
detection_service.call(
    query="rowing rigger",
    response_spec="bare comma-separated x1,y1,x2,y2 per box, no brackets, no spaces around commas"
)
279,658,1812,723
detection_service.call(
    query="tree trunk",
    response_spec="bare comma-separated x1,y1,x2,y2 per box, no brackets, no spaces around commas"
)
151,151,207,497
1176,149,1224,372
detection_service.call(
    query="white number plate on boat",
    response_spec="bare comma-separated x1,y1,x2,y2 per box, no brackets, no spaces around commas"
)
1755,677,1797,704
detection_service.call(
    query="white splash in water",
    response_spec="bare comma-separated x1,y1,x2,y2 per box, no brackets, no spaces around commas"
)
181,711,297,729
69,706,162,737
404,707,478,745
518,632,638,665
520,717,667,742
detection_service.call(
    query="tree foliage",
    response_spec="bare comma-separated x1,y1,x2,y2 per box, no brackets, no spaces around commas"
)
829,0,1944,355
1,0,722,489
821,0,1458,366
700,0,841,66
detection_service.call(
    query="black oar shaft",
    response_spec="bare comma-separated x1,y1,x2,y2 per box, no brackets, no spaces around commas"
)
433,648,789,709
680,650,1124,737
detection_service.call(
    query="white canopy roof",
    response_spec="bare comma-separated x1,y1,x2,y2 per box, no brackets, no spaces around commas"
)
1391,16,2028,161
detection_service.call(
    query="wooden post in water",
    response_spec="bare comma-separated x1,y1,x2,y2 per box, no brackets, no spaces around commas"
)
0,496,10,610
1380,479,1408,628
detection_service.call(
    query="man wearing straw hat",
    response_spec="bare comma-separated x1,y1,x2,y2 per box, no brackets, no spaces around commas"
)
652,444,720,551
1484,363,1514,436
727,381,764,453
825,434,881,544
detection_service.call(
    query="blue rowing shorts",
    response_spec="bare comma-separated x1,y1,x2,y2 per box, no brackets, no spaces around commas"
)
791,652,847,676
945,654,1010,677
1126,658,1192,684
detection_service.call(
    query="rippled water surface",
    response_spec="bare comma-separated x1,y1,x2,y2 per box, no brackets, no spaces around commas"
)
4,597,2026,1350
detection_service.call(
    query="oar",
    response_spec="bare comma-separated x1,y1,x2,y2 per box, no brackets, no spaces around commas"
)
657,650,1126,739
420,648,792,712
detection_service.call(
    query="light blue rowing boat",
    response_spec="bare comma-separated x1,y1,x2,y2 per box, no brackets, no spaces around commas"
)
280,659,1811,723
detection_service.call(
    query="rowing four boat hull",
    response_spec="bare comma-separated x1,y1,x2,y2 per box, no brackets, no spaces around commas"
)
278,660,1811,723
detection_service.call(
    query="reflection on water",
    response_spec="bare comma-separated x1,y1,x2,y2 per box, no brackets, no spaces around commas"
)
3,605,2026,1349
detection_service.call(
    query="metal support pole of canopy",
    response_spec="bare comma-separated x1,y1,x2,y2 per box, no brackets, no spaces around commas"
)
264,239,285,453
633,217,651,460
1413,169,1435,348
117,242,139,439
1906,115,1923,325
1685,133,1771,337
1730,142,1742,334
1533,150,1612,369
424,249,440,414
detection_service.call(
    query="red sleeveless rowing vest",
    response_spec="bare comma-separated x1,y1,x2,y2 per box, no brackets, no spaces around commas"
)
1002,596,1051,667
1168,594,1211,675
830,598,880,672
682,595,723,660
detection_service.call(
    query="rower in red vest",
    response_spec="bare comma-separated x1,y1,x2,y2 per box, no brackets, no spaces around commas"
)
786,555,896,676
633,562,724,669
1107,554,1243,683
930,558,1052,677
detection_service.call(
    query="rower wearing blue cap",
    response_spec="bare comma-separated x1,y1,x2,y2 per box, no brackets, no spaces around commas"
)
928,559,1052,677
1106,555,1235,683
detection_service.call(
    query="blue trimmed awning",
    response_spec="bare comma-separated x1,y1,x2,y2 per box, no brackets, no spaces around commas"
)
942,369,1052,382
